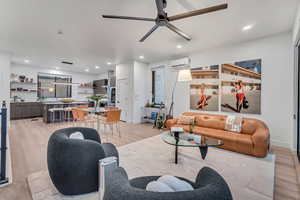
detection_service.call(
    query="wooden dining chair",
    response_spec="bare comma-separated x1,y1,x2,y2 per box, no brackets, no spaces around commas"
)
100,109,122,137
72,108,97,128
105,106,118,111
78,105,89,108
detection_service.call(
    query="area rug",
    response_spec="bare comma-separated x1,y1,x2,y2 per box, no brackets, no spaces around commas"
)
27,135,275,200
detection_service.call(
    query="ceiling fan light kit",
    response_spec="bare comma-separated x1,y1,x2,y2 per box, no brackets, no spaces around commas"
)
102,0,228,42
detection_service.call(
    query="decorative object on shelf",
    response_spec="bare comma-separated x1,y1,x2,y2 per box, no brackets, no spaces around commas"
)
79,82,93,88
19,75,25,82
60,98,74,103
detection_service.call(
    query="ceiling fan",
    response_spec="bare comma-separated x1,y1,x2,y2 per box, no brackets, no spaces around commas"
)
102,0,228,42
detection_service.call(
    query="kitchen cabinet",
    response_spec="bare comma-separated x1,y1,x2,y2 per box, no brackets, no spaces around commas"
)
10,102,42,120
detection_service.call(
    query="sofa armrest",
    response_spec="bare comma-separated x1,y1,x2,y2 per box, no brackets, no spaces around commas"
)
165,119,178,129
251,124,270,158
101,143,119,165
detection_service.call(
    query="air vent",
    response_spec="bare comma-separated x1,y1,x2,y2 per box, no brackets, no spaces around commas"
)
61,61,73,65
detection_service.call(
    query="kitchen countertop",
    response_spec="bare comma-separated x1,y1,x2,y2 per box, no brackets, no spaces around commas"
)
11,102,41,104
41,101,89,105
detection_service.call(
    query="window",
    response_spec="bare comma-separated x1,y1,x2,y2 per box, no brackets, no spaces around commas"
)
151,67,165,104
38,73,72,98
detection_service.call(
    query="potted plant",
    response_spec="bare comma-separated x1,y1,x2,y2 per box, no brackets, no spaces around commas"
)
87,95,103,111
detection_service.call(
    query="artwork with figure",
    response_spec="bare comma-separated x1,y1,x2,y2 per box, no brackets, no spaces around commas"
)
190,65,219,111
221,59,261,114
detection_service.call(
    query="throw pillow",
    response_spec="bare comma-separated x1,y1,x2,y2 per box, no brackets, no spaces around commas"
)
146,181,175,192
69,132,84,140
177,115,195,125
225,115,243,133
157,175,194,192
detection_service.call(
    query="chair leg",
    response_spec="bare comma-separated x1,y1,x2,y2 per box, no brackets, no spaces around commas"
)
117,122,121,137
110,124,114,136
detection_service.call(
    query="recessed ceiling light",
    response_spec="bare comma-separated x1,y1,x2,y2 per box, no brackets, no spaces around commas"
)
57,30,64,35
24,59,30,63
107,62,112,65
85,69,90,72
139,55,145,59
95,66,100,69
177,45,183,49
242,25,253,31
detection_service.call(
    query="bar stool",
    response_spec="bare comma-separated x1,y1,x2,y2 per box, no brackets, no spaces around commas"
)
49,106,64,124
64,106,74,122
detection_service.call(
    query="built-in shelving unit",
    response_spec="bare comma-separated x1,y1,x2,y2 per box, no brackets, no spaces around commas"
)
10,81,37,85
10,81,38,100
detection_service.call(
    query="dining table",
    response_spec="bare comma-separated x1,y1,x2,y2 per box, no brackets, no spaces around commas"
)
77,107,107,131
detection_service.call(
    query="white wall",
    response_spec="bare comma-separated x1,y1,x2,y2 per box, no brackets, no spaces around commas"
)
133,61,150,123
293,3,300,45
116,63,134,122
10,64,98,101
150,32,294,148
116,61,150,123
97,72,109,80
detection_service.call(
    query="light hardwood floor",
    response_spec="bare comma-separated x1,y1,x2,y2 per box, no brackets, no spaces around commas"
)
0,118,299,200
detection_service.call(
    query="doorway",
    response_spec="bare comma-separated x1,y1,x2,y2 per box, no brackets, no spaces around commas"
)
116,79,129,122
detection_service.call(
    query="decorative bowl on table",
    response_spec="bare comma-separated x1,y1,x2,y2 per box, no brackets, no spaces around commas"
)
60,98,74,103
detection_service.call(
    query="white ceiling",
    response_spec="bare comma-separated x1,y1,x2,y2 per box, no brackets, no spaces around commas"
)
0,0,298,74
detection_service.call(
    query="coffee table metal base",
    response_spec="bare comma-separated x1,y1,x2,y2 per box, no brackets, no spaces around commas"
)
174,144,208,164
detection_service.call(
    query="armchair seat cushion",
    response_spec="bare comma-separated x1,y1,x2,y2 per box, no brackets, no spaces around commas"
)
104,166,233,200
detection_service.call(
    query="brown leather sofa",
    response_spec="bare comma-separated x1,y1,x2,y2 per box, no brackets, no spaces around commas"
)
166,112,270,158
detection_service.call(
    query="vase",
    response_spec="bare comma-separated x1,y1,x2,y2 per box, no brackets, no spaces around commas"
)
94,102,98,111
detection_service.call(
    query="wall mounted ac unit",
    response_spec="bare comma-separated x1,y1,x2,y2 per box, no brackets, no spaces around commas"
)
168,57,191,70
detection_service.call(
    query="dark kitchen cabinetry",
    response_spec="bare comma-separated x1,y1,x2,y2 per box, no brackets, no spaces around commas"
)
10,102,43,120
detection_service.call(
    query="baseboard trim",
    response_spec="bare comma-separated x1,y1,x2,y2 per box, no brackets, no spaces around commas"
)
270,139,290,148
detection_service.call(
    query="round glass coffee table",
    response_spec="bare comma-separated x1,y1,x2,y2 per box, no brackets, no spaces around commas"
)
161,131,224,164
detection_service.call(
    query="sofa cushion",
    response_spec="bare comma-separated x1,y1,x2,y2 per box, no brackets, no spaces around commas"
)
193,126,253,154
178,115,195,125
194,115,227,131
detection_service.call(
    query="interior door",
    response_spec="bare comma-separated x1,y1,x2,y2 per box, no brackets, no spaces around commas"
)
116,79,129,122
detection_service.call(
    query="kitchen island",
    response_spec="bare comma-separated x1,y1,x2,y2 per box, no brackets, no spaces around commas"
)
42,101,91,123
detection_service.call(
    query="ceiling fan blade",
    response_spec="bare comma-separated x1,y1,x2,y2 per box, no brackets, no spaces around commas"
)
139,24,160,42
166,23,191,41
102,15,155,22
168,3,228,21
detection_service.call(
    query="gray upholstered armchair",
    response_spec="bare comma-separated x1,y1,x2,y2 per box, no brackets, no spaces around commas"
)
103,165,233,200
47,127,119,195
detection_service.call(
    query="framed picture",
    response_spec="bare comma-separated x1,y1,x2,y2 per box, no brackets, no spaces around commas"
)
190,65,219,111
220,59,261,114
